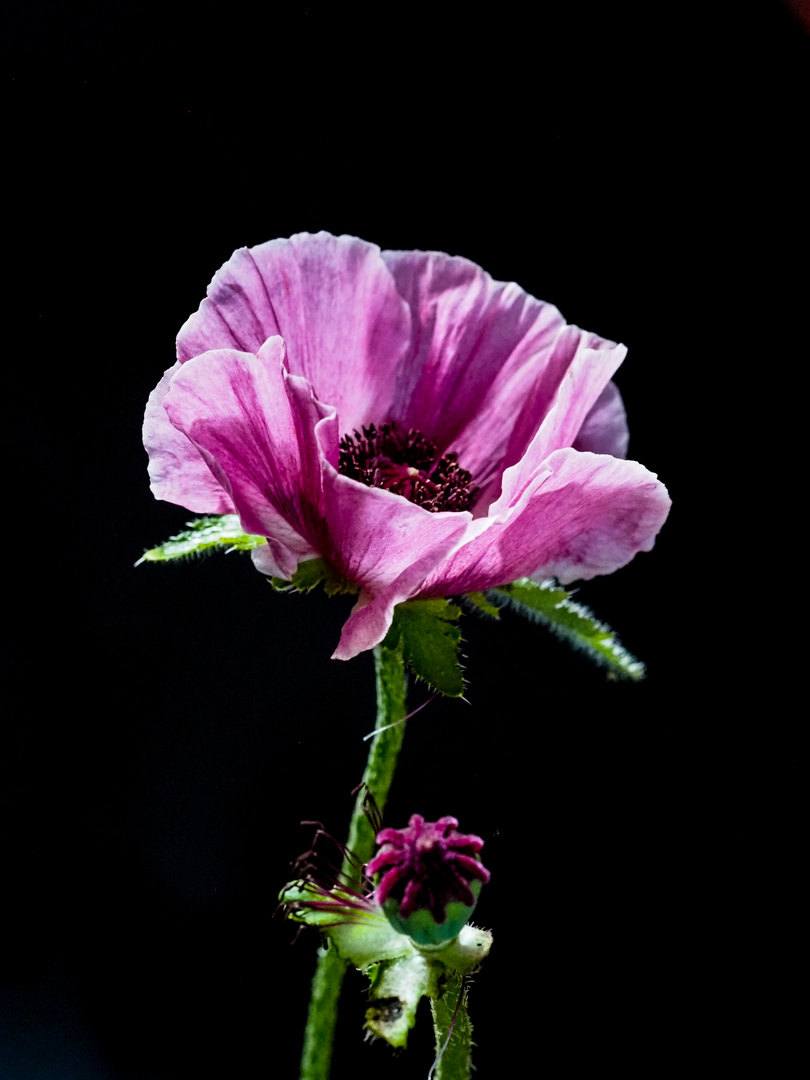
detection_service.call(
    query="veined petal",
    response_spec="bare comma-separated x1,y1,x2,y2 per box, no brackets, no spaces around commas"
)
177,232,411,433
162,338,322,577
573,381,629,459
250,541,307,581
383,249,568,491
144,363,236,514
501,331,627,490
418,449,670,595
322,471,472,660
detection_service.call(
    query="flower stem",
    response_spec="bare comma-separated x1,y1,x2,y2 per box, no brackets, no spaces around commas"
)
429,975,473,1080
298,640,408,1080
345,639,408,870
297,945,344,1080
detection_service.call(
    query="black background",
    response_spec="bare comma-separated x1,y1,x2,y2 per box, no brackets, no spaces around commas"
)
4,3,805,1077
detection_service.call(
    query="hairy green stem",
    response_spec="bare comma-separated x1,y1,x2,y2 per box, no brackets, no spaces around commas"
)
297,945,345,1080
429,975,473,1080
298,641,408,1080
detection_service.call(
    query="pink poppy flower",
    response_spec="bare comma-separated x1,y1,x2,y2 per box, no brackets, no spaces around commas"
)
144,232,670,660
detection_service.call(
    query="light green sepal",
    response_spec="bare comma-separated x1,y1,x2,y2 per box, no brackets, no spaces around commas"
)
135,514,266,564
365,953,436,1047
269,557,357,596
364,925,492,1049
279,883,412,971
488,577,645,680
280,878,492,1052
433,923,493,973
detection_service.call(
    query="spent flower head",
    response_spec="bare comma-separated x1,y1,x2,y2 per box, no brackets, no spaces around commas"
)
367,814,490,946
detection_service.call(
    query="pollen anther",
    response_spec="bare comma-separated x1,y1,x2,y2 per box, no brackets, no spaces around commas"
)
338,423,478,513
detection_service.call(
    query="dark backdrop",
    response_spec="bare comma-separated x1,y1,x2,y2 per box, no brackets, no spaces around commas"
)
4,3,804,1077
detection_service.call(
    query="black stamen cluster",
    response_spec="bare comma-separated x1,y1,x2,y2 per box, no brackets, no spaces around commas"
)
339,422,436,476
338,422,478,513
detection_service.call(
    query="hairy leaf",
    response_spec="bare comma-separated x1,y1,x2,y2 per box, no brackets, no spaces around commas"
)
136,515,266,564
269,558,356,596
382,598,464,697
488,578,645,680
463,591,501,619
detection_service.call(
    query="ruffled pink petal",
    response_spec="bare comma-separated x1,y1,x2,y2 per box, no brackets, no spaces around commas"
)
530,453,670,583
176,232,411,434
573,381,629,459
317,469,472,660
500,331,627,488
382,249,569,490
417,448,670,595
250,542,303,581
161,338,322,578
143,363,236,514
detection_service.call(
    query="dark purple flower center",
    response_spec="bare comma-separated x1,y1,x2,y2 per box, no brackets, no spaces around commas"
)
367,814,490,923
338,423,478,513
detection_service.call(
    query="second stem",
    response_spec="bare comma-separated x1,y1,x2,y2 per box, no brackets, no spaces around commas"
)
298,640,408,1080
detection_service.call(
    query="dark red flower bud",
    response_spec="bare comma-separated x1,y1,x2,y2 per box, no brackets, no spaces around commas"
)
366,815,490,946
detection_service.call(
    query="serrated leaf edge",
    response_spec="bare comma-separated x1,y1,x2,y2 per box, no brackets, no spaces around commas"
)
488,578,645,681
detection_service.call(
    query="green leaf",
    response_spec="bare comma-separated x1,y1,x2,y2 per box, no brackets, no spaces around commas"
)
269,557,356,596
488,578,645,681
382,598,464,697
135,515,266,564
463,591,501,619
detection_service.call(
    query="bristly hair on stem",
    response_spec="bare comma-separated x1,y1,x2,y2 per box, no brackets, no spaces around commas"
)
428,974,472,1080
348,783,384,838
